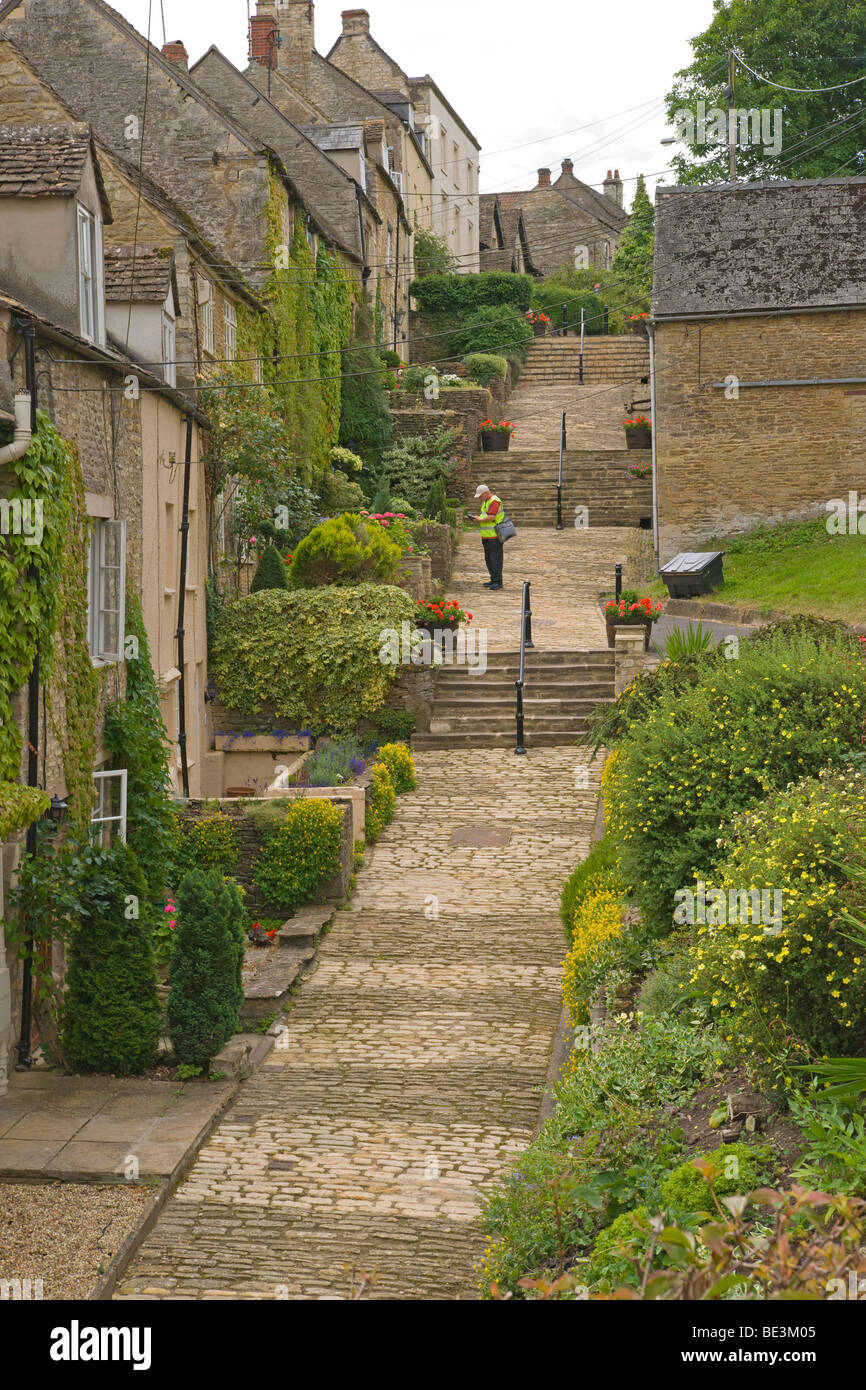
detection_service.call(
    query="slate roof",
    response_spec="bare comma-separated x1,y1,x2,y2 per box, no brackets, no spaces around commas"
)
0,122,110,218
103,248,175,303
653,179,866,317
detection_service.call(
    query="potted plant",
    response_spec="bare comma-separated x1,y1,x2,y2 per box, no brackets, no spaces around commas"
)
415,597,472,635
603,593,663,651
628,459,652,479
623,415,652,450
525,310,551,338
480,419,515,453
627,312,650,337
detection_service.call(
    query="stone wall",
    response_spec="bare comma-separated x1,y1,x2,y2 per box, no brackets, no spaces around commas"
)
180,797,353,913
655,310,866,562
383,667,435,733
416,521,454,583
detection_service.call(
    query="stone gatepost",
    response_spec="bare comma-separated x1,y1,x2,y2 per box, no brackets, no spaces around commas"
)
613,626,646,696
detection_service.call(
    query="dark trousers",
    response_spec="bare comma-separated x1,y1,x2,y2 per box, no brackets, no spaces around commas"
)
482,536,503,584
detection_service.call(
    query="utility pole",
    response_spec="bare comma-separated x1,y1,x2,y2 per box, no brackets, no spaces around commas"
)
727,49,737,183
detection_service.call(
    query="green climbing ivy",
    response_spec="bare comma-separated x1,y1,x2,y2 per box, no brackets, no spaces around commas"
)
0,411,70,783
0,783,50,841
49,435,100,834
103,589,176,899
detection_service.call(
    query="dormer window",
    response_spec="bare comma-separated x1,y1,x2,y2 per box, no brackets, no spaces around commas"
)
77,203,104,344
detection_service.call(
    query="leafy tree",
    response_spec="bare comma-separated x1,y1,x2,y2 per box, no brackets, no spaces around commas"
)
167,869,245,1071
665,0,866,184
609,175,654,309
412,226,457,278
250,544,289,592
63,842,161,1075
339,298,394,465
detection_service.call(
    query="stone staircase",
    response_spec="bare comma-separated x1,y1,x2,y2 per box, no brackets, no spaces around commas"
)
472,449,652,528
519,336,650,386
412,648,615,749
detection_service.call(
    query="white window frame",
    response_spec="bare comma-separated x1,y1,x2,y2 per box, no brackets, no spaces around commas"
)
224,301,237,364
197,274,214,355
87,518,126,664
161,311,176,387
386,226,392,269
91,768,127,846
603,240,611,270
77,203,104,345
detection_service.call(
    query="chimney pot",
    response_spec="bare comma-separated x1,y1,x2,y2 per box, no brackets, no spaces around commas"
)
561,158,574,175
614,168,620,178
606,169,612,179
161,39,189,69
537,167,551,188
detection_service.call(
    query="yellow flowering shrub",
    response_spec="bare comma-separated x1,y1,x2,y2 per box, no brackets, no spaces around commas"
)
366,762,396,842
562,886,626,1025
376,742,417,794
602,627,866,930
688,769,866,1057
251,797,342,910
173,810,241,879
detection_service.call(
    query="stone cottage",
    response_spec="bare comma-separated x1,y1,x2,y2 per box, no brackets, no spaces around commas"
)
480,163,628,276
652,178,866,562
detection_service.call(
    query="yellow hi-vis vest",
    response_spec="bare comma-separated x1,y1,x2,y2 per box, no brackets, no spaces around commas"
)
480,494,504,539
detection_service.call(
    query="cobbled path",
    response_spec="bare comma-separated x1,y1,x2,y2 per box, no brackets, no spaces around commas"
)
115,749,600,1300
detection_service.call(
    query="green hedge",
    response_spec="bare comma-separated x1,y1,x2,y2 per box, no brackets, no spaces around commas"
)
450,305,533,363
409,271,533,317
289,513,401,589
532,288,608,335
211,585,416,731
464,353,508,386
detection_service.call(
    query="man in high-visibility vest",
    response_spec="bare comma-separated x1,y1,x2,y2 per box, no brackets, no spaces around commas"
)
470,483,504,590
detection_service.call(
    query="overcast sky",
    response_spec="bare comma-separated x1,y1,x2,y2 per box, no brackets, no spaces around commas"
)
111,0,717,208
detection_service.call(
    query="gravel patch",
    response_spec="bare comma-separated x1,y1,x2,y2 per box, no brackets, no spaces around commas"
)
0,1183,153,1300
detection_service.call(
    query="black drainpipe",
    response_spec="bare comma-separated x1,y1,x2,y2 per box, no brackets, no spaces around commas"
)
393,214,401,353
14,317,38,1068
356,185,370,285
175,414,193,799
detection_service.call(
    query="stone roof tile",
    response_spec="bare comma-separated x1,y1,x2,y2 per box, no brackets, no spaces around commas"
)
103,247,175,302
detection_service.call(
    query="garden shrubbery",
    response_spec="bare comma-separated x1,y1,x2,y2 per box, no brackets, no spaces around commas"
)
167,869,245,1071
409,271,533,317
251,798,343,911
562,885,627,1025
289,513,401,589
376,742,417,794
366,762,396,842
173,810,241,880
463,352,508,387
450,304,533,366
211,585,415,731
602,627,866,931
559,835,623,946
63,843,161,1075
379,427,461,513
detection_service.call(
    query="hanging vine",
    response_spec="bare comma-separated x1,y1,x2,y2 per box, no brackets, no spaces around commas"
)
48,435,100,834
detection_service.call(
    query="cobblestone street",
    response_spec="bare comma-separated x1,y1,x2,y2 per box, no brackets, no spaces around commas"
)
116,748,600,1300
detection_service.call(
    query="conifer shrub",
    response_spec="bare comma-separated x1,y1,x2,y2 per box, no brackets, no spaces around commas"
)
167,869,245,1070
423,476,448,523
63,842,160,1075
250,544,289,592
288,513,401,589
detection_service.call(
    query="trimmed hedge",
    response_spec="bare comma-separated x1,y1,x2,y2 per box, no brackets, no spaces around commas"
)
210,585,416,731
450,305,533,363
464,353,508,386
409,271,533,317
289,513,401,589
167,869,245,1070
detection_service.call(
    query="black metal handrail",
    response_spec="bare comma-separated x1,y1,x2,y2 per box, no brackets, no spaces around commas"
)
515,580,534,755
556,411,566,530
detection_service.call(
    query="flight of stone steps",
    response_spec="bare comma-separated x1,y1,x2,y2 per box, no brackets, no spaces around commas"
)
472,449,652,528
518,336,650,385
412,648,615,749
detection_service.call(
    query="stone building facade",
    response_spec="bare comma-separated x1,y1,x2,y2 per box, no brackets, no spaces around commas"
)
652,179,866,562
480,162,628,277
327,9,481,273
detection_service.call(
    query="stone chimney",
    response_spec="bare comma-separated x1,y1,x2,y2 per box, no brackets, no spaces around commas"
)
342,8,370,34
561,158,574,177
603,168,623,207
270,0,315,95
250,9,279,69
161,39,189,70
536,167,551,188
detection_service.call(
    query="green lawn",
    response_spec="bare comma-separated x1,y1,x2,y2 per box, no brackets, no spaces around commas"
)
653,517,866,626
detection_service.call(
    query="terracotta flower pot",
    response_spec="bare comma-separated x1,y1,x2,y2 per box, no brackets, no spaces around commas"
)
629,320,649,337
481,432,510,452
531,321,548,337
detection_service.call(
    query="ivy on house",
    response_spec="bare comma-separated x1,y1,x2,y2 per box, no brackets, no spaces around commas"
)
0,411,70,785
103,589,176,900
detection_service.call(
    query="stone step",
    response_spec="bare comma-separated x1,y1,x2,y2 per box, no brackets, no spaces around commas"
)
240,945,316,1023
428,713,593,733
465,649,612,666
412,730,587,748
